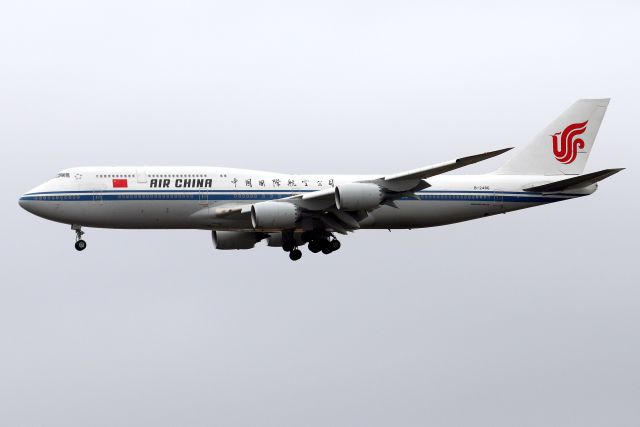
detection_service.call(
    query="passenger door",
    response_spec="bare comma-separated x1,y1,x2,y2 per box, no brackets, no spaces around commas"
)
136,168,148,184
199,189,209,208
92,183,105,205
493,191,504,213
92,191,103,205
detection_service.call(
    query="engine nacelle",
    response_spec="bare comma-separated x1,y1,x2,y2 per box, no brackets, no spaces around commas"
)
251,202,301,230
212,231,262,250
335,183,384,211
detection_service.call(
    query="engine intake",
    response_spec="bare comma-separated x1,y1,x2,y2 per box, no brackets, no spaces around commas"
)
335,183,384,211
212,231,263,250
251,202,301,230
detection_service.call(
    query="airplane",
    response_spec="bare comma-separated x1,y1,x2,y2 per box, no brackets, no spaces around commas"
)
19,99,623,261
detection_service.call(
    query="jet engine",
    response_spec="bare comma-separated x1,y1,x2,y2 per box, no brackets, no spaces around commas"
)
212,230,263,250
335,183,384,211
251,202,301,229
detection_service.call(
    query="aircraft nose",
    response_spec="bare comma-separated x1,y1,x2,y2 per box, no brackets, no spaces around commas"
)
19,185,43,214
19,194,34,213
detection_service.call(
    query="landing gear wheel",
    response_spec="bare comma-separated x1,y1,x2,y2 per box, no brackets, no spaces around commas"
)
289,249,302,261
330,239,341,251
282,241,295,252
308,240,322,253
321,246,333,254
72,225,86,251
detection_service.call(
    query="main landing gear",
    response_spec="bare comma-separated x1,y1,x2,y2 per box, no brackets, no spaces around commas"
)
286,239,339,261
303,231,341,256
72,225,87,251
279,231,343,261
279,233,303,261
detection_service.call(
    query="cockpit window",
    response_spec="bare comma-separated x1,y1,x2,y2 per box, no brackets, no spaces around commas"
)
57,173,71,178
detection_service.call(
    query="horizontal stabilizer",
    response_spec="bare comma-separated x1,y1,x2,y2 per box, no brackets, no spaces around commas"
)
524,168,624,192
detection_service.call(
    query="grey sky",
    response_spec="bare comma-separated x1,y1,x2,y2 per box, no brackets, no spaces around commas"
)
1,0,638,426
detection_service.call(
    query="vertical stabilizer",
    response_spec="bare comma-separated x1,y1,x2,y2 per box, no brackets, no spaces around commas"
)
496,99,609,175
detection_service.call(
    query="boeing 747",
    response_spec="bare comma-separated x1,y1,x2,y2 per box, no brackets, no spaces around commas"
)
19,99,623,260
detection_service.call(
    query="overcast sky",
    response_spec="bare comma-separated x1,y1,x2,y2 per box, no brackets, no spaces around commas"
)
1,0,638,426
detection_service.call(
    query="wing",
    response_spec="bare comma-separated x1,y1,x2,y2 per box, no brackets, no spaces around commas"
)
373,147,513,191
288,146,513,206
231,147,513,233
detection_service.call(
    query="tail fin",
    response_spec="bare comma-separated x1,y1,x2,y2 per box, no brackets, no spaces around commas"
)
496,99,610,175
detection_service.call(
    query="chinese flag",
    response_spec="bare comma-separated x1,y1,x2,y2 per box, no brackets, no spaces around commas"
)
112,179,128,188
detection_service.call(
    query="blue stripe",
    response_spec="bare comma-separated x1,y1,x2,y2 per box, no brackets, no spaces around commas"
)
20,193,575,203
21,188,586,198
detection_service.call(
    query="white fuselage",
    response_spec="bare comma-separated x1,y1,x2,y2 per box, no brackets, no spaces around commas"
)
18,166,595,231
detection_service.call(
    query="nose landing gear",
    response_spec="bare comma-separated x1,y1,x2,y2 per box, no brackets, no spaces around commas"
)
72,225,87,251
